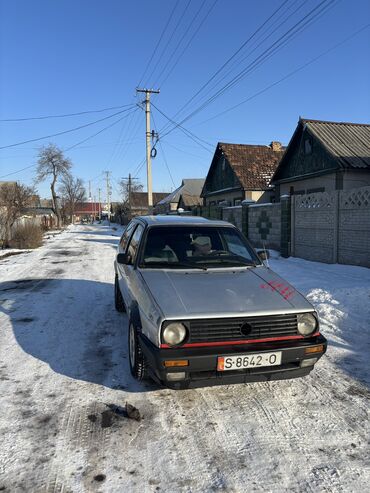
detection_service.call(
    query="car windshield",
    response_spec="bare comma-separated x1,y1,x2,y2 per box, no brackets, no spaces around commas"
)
139,225,260,269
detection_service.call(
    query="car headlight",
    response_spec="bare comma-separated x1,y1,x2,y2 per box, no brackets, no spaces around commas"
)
297,313,317,336
162,323,187,346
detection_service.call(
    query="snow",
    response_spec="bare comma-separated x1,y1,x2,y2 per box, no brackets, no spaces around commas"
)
0,224,369,492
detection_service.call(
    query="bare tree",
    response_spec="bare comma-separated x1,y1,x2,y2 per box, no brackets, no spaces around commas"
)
59,174,86,224
35,143,71,227
119,177,143,217
0,182,35,247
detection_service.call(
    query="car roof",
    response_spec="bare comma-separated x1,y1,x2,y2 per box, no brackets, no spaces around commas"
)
134,215,234,228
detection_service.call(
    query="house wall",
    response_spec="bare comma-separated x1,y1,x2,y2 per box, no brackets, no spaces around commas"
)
342,170,370,190
204,189,243,206
279,173,337,196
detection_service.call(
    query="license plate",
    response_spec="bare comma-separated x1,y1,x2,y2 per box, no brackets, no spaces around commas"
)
217,351,282,371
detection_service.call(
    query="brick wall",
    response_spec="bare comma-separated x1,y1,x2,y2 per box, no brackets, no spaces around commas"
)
247,203,281,251
222,206,242,231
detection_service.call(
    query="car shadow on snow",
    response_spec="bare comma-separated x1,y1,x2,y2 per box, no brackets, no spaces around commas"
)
0,278,158,393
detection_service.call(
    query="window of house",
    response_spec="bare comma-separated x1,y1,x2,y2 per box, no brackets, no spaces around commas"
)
234,199,242,206
304,138,312,155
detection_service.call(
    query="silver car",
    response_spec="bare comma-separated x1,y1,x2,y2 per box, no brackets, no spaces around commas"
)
114,216,327,389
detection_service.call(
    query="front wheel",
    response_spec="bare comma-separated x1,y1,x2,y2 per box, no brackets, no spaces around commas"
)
128,322,148,380
114,275,126,312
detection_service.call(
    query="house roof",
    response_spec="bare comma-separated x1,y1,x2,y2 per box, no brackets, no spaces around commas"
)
156,178,205,206
301,119,370,169
217,142,285,190
130,192,170,209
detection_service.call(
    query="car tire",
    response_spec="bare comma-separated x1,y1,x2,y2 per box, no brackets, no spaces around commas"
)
128,322,148,380
114,274,126,312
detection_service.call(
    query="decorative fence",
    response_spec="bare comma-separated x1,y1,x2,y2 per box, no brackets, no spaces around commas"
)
292,186,370,267
191,186,370,268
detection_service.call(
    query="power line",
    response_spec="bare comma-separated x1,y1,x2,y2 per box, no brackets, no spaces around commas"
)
144,0,192,86
159,0,291,133
153,0,208,87
65,108,139,151
151,111,176,188
0,106,135,150
161,0,337,137
0,103,134,122
157,0,219,89
198,23,370,124
137,0,180,87
0,109,138,179
151,102,213,152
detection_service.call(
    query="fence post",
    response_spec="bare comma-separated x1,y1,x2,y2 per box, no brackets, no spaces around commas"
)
290,195,295,257
280,195,291,258
241,202,250,237
333,190,340,263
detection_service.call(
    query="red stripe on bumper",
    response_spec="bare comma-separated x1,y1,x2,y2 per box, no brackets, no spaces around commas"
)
160,332,321,349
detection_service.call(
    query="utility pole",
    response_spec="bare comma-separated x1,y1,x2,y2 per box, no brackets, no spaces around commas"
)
98,188,102,221
104,171,111,223
136,88,160,211
122,174,139,220
88,180,92,202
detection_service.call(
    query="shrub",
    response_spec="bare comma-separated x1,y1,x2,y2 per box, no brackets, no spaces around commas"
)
9,222,44,249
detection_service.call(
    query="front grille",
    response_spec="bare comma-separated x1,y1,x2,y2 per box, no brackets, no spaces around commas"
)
189,314,298,343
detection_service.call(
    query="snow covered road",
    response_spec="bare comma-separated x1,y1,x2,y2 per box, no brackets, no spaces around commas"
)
0,224,369,493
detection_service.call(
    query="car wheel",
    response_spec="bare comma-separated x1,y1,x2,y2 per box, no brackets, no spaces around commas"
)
114,274,126,312
128,322,148,380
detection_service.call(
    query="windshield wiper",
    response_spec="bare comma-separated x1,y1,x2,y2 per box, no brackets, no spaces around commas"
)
142,261,207,271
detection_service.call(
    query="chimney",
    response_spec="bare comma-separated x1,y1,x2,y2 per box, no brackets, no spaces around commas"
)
270,141,282,151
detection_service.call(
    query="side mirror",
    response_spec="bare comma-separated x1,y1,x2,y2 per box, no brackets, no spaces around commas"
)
117,253,132,265
257,250,270,261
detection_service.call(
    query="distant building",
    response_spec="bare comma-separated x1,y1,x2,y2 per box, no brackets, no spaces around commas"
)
271,118,370,197
130,192,170,217
154,178,205,214
201,141,284,206
74,202,102,222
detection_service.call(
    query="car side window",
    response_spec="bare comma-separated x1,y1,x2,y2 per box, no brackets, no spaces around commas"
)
119,222,136,252
126,224,145,264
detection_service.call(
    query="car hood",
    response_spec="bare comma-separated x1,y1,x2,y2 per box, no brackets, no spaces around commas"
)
140,266,313,319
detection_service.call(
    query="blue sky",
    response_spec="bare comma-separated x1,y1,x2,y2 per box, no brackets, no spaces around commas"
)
1,0,369,201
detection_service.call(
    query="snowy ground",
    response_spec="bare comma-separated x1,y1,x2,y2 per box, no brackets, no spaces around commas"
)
0,224,369,493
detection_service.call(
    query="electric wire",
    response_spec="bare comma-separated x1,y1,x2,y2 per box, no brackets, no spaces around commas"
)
157,0,219,89
137,0,180,87
0,106,136,150
65,107,139,151
196,23,370,124
0,103,134,122
159,0,291,133
152,0,208,88
144,0,192,86
160,0,337,137
151,102,213,152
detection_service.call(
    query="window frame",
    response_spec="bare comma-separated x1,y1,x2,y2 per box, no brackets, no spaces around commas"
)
126,223,145,266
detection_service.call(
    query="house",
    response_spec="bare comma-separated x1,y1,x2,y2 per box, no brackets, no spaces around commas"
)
130,192,170,217
74,202,102,222
201,141,284,206
154,178,205,214
271,118,370,196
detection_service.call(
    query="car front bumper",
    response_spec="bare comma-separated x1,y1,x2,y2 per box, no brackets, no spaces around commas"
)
139,333,328,389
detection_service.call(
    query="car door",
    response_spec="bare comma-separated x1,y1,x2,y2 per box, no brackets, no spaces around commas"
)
120,223,145,311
